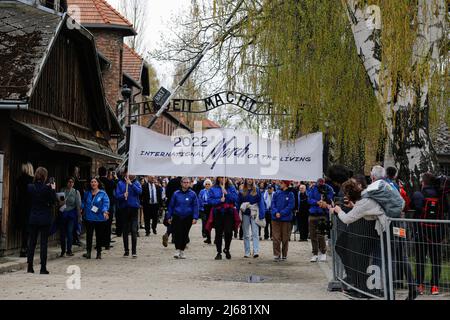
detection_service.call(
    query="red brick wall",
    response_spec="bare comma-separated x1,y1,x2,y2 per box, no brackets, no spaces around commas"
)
140,113,178,136
90,29,124,109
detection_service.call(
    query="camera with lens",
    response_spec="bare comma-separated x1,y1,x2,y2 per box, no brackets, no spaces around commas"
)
318,184,332,205
334,196,345,207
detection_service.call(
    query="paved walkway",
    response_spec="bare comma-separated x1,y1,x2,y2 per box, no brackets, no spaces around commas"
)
0,223,345,300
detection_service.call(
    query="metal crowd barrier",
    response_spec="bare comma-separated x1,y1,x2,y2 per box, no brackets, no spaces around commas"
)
386,218,450,300
329,214,450,300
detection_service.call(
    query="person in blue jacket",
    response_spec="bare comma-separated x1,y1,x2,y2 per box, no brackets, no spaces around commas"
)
208,177,238,260
199,179,213,244
307,178,334,262
271,180,295,261
115,168,142,258
238,178,265,258
167,177,199,259
26,167,57,274
82,177,110,260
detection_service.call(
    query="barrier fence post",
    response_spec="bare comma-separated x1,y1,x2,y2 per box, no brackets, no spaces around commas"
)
386,218,395,300
328,214,342,291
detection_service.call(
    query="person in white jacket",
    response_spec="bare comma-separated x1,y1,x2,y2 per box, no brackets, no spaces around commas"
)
331,173,417,300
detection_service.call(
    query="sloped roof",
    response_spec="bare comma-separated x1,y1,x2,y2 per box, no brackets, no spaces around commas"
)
202,119,221,129
122,43,143,85
0,2,63,100
66,0,135,35
434,122,450,155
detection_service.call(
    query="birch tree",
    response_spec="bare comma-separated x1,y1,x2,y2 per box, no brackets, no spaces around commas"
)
344,0,448,188
153,0,448,183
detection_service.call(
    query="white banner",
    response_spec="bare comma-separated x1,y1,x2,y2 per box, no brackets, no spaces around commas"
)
128,125,323,181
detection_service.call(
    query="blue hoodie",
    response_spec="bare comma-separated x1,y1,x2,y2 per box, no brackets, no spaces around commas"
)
307,184,334,216
207,185,238,206
271,189,295,222
115,179,142,209
238,189,265,219
167,189,199,220
82,189,110,222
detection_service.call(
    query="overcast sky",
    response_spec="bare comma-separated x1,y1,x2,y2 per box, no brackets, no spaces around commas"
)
108,0,190,88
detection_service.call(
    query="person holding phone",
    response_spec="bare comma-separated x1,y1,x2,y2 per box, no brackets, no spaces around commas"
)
26,167,57,274
82,177,110,259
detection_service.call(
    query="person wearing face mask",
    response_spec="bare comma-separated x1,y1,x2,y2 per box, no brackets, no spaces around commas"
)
115,168,142,258
82,177,110,260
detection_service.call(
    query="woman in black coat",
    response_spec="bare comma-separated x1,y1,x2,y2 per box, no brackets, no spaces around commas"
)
27,167,57,274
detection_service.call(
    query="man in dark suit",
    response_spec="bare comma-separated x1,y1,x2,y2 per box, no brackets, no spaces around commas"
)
142,176,163,235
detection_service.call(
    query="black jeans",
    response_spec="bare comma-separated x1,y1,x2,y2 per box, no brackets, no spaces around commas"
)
214,209,234,254
172,215,193,250
27,224,50,269
143,204,159,234
60,216,75,253
20,224,29,254
297,210,309,240
85,220,107,253
414,226,443,287
115,207,124,236
264,211,272,239
122,207,139,254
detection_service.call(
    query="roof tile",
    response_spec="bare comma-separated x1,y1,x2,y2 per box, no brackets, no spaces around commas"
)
122,43,143,83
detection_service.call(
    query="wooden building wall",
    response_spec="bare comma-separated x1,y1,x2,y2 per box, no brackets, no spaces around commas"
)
29,31,91,130
0,29,110,255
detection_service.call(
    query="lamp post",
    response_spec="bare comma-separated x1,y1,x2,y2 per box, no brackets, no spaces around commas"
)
121,84,132,154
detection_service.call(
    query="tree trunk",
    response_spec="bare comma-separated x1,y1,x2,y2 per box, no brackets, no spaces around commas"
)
344,0,446,190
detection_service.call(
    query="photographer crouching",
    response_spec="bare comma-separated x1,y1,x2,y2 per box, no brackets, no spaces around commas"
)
307,178,334,262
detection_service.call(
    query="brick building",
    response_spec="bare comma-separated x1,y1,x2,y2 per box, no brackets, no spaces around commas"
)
67,0,191,151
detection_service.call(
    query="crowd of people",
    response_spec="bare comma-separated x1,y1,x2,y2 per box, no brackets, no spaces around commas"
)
15,162,449,300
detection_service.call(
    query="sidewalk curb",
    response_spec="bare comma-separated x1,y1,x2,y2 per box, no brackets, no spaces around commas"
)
0,245,85,274
0,233,121,274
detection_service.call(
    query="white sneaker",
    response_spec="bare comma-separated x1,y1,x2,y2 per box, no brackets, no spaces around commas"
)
319,253,327,262
310,255,318,262
179,251,186,259
174,250,180,259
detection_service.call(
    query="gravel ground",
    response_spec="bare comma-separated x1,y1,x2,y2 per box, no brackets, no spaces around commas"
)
0,223,345,300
